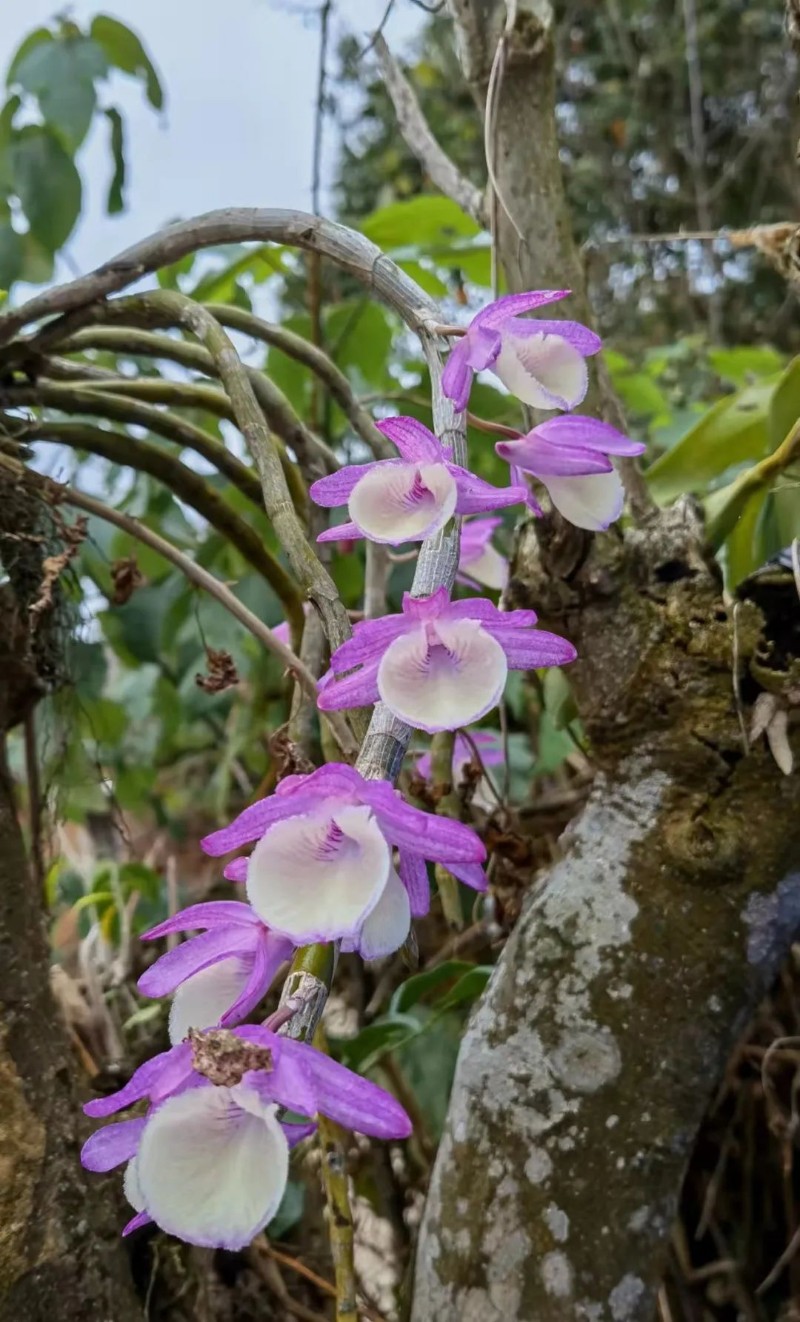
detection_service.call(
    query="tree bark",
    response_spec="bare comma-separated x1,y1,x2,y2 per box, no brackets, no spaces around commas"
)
0,485,141,1320
411,4,800,1318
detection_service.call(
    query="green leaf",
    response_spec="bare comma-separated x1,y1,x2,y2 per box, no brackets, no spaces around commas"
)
104,107,125,213
19,232,54,284
12,36,106,150
0,221,23,287
6,28,53,87
189,244,287,301
11,125,82,250
0,95,21,191
397,258,449,297
90,15,164,109
646,378,776,503
390,961,477,1014
79,697,128,744
335,1015,420,1073
326,300,393,389
267,1180,306,1240
720,485,768,588
767,355,800,450
361,195,479,248
436,966,492,1011
709,345,786,388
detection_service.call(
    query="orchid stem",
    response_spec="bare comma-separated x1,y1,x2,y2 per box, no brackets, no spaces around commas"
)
314,1025,357,1322
430,730,465,930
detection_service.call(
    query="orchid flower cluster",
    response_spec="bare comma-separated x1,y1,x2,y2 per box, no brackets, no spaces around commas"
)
82,290,644,1253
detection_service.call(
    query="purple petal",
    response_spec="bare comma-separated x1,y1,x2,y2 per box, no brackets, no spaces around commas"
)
138,928,254,999
533,414,645,456
401,586,450,622
309,463,380,508
122,1211,153,1236
441,337,474,411
398,850,431,917
83,1045,190,1118
81,1117,147,1172
201,787,328,856
317,520,362,544
448,860,489,891
219,933,294,1027
464,323,502,370
449,465,529,515
375,416,442,462
317,657,381,711
447,599,538,628
459,516,503,556
277,1036,412,1140
473,290,570,330
488,625,577,669
143,901,259,941
224,856,249,882
508,317,601,356
496,436,613,478
328,614,410,674
365,783,486,864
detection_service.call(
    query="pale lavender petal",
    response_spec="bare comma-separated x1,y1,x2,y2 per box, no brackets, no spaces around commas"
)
509,317,601,356
447,599,538,628
533,414,645,456
143,901,259,941
464,323,502,370
348,462,457,544
375,416,442,462
201,788,327,856
168,954,255,1044
496,436,612,477
136,1085,289,1250
366,784,487,864
246,804,391,941
493,330,589,410
317,520,362,544
220,933,293,1028
84,1048,179,1118
401,586,450,622
122,1211,152,1236
328,614,410,673
81,1117,147,1172
242,1049,319,1119
317,657,380,711
377,619,507,733
309,463,380,508
449,465,529,515
282,1121,318,1148
460,516,503,557
276,1037,412,1140
272,620,291,646
357,868,411,960
441,337,474,411
138,928,253,999
398,850,431,917
542,470,625,531
458,541,508,591
473,290,570,330
224,856,249,882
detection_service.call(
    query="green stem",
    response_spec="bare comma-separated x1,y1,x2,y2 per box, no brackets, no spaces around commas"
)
430,730,465,930
314,1025,357,1322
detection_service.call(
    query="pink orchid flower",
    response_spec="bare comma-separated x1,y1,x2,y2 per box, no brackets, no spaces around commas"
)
495,415,646,531
201,763,487,951
441,291,601,412
457,515,508,590
137,901,294,1045
309,416,528,546
81,1025,410,1250
414,730,503,783
317,588,576,734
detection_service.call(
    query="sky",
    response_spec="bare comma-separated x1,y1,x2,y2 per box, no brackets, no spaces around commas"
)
0,0,420,277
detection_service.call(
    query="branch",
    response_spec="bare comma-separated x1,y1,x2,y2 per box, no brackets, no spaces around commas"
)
0,378,266,513
0,451,358,759
374,35,487,228
2,418,304,629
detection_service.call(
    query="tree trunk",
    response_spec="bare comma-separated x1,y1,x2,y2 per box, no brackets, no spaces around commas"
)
0,486,141,1320
411,4,800,1318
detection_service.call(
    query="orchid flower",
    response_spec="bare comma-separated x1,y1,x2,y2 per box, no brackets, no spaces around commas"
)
495,415,646,531
309,416,528,546
81,1025,411,1249
317,588,575,733
414,730,503,783
457,516,508,590
201,762,487,948
137,902,294,1045
441,291,601,412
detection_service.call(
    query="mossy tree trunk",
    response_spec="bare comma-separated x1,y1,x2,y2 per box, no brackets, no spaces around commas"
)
0,483,141,1321
411,4,800,1318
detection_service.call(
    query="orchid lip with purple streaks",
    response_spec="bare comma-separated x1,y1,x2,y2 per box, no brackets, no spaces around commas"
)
440,290,601,412
317,588,576,733
310,416,529,546
496,415,646,530
201,763,488,948
80,1026,411,1250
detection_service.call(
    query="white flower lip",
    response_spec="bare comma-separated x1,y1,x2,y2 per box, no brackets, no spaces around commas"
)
377,618,508,734
348,461,457,544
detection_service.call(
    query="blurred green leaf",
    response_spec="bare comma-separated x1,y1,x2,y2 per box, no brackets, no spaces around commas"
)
104,107,125,213
390,960,477,1014
0,221,22,286
0,95,21,191
360,195,479,248
12,35,106,150
6,28,53,87
767,355,800,450
334,1014,420,1073
20,231,54,283
709,345,786,387
267,1180,306,1240
90,15,163,109
721,484,768,588
11,125,82,249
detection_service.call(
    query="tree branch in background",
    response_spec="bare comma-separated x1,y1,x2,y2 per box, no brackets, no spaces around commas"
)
374,34,488,227
0,450,358,759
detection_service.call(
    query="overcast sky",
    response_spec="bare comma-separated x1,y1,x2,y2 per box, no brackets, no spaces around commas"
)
1,0,420,275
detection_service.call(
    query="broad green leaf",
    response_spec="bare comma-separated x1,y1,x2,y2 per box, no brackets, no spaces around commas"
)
0,221,23,287
646,378,775,503
392,1009,462,1140
390,960,477,1014
80,697,128,744
436,966,492,1011
361,195,479,248
11,125,82,250
13,35,105,150
0,95,20,191
704,472,761,548
768,355,800,450
67,639,108,700
397,258,448,297
327,300,393,389
709,345,786,388
771,476,800,548
190,244,288,301
721,484,768,589
6,28,52,87
613,370,670,422
104,107,125,213
90,15,164,109
334,1014,420,1073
